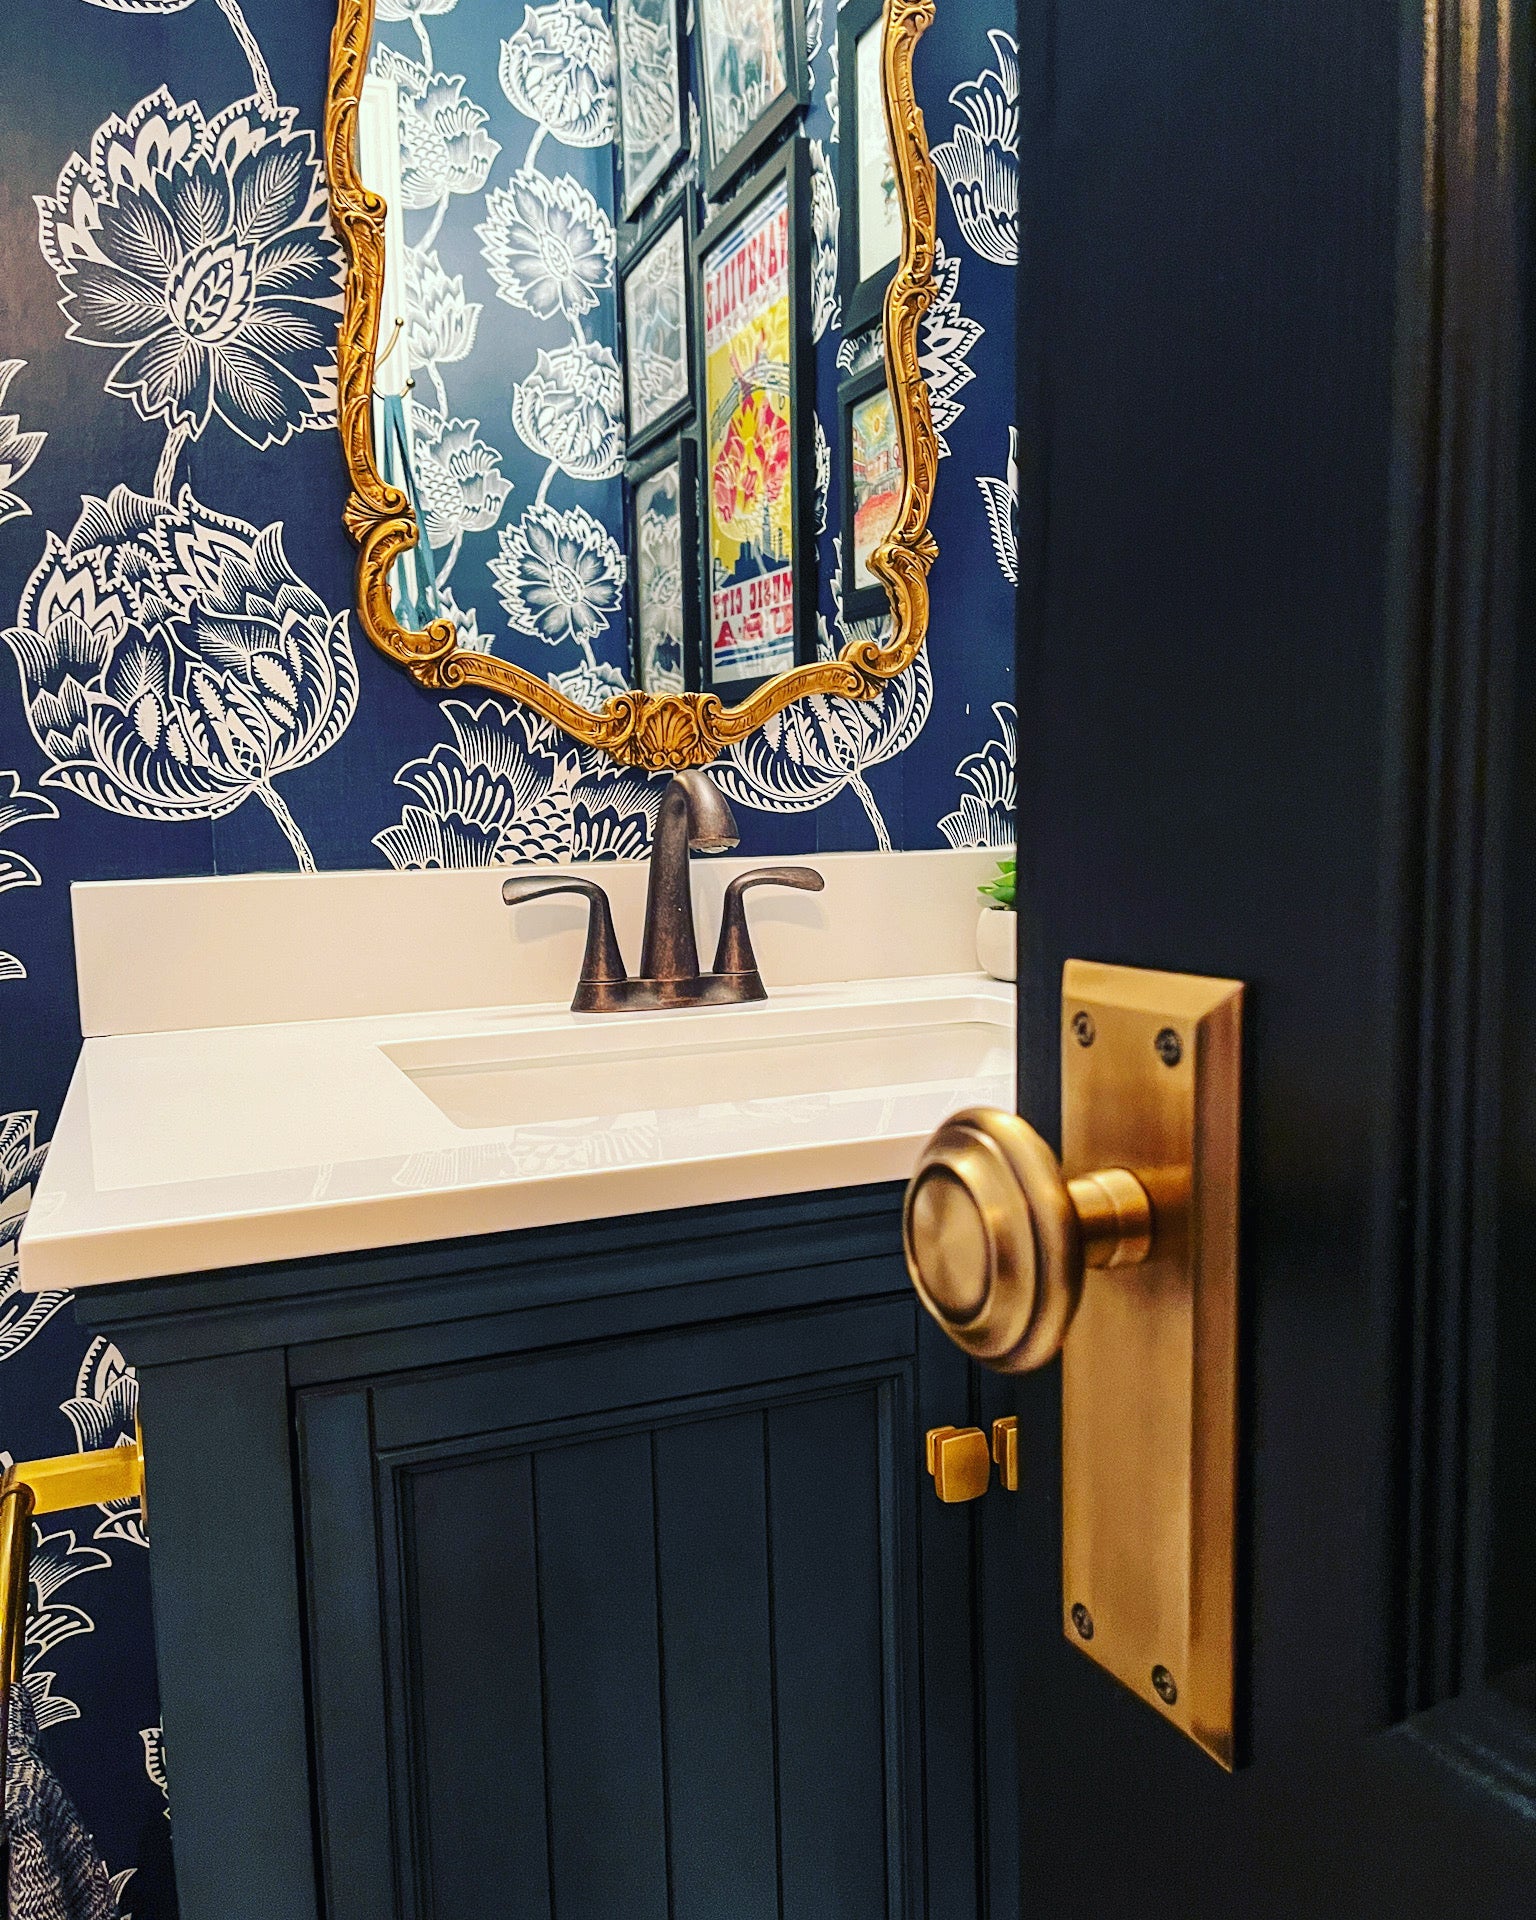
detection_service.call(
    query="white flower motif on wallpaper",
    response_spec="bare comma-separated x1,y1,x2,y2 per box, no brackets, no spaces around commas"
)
713,638,931,850
0,360,48,528
37,89,346,465
437,583,488,652
370,45,501,210
931,29,1019,268
0,1112,67,1365
836,325,883,379
501,0,618,150
491,501,625,654
375,697,658,868
939,700,1016,848
404,245,482,367
18,1524,112,1733
510,340,625,480
809,139,840,342
0,772,58,983
712,547,931,850
410,405,512,550
378,0,460,21
4,486,357,870
977,426,1018,584
550,656,632,715
920,241,983,456
477,168,615,322
814,416,830,535
140,1727,170,1818
62,1339,147,1550
805,0,824,62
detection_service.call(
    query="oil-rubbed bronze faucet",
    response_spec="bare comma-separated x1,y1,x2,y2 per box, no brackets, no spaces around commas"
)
502,770,823,1012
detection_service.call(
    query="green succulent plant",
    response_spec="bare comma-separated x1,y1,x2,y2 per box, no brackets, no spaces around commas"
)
978,855,1016,910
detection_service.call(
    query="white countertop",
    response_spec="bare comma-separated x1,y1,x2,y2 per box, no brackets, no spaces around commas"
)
21,973,1015,1292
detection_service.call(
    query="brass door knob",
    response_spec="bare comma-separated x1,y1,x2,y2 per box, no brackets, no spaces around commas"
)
903,1107,1154,1374
925,1425,992,1502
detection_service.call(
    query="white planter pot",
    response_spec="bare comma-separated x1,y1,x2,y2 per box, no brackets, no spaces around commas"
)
975,906,1017,982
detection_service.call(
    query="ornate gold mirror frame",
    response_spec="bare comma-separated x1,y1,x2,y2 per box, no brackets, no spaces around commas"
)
324,0,938,771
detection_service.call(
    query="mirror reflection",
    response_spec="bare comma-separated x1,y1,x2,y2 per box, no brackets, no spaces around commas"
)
355,0,909,717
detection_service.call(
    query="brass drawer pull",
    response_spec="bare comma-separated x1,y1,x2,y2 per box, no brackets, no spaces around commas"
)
924,1426,992,1503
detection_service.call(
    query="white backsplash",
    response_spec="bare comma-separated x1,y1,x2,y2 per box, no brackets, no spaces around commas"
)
72,848,1002,1037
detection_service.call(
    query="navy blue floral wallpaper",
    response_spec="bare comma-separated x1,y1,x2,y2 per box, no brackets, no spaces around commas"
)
0,0,1016,1908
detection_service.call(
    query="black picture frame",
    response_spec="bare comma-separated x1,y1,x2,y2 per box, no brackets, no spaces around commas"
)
619,190,696,459
614,0,689,222
837,0,902,334
625,432,701,696
694,138,817,701
838,356,902,625
695,0,811,201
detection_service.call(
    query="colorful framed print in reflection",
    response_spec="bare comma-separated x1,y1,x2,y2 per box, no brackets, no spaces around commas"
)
839,354,903,624
627,433,700,695
620,194,695,456
695,0,810,199
696,140,816,696
615,0,687,219
837,0,902,333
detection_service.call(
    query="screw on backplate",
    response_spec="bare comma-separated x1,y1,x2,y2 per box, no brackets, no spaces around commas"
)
1154,1027,1183,1067
1151,1665,1178,1706
1071,1011,1096,1048
1070,1603,1095,1641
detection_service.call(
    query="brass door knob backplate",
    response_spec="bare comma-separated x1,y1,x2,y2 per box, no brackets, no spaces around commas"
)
904,960,1244,1770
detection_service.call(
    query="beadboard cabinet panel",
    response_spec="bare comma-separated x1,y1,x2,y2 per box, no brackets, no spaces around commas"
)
303,1300,944,1920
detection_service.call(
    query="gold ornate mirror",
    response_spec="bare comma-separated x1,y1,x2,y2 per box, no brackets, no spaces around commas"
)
324,0,938,770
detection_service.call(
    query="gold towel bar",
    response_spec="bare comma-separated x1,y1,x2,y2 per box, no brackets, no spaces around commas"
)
1,1426,146,1790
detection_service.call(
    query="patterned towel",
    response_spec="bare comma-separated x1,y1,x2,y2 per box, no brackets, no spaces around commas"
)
4,1690,117,1920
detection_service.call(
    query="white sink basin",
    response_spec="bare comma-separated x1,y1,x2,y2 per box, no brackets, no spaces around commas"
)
383,993,1013,1131
25,975,1013,1291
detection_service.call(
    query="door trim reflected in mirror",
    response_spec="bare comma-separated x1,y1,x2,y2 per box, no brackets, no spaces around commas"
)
323,0,941,771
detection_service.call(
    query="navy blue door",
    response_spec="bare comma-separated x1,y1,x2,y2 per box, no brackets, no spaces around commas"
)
1004,0,1536,1910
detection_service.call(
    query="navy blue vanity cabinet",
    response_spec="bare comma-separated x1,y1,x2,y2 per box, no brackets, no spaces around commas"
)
78,1187,988,1920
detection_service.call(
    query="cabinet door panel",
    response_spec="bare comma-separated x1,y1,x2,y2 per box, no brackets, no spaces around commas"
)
303,1298,966,1920
653,1412,779,1920
406,1451,550,1920
769,1388,898,1920
535,1432,671,1920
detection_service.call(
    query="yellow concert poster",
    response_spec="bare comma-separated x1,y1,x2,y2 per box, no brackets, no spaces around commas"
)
701,174,797,685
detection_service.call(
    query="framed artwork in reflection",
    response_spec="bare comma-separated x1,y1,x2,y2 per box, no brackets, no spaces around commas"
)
614,0,688,219
838,355,903,625
627,433,701,696
837,0,902,333
695,139,816,698
695,0,810,199
620,193,695,457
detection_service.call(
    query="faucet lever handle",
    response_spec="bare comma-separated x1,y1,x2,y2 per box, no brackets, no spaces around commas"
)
712,866,825,992
501,878,628,997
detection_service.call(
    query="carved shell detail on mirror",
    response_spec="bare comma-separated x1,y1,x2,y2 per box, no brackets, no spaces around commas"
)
324,0,939,771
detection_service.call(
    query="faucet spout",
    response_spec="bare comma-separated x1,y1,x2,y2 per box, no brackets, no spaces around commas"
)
639,770,740,984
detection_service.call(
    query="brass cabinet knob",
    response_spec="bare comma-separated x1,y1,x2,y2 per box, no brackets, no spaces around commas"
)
925,1425,992,1502
903,1107,1154,1375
